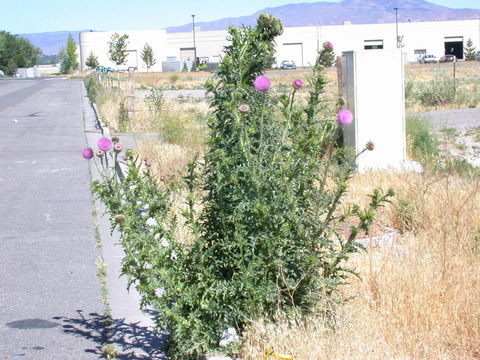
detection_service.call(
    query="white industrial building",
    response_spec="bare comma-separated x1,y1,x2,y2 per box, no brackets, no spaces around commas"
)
79,19,480,72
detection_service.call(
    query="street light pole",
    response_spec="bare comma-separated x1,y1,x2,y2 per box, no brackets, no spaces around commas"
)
191,15,197,65
394,7,399,48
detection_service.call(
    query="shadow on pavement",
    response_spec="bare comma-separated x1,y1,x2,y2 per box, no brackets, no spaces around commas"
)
54,310,167,359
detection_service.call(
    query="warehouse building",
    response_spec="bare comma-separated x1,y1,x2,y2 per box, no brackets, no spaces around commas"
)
79,19,480,72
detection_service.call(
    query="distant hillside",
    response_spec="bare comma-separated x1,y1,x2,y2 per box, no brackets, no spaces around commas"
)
20,30,93,55
167,0,480,32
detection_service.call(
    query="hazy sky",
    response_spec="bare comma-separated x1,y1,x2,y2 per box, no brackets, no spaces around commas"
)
2,0,480,34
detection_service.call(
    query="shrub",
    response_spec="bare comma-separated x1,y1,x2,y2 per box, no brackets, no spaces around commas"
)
405,116,439,162
415,73,467,108
88,14,392,359
84,75,101,103
144,88,164,113
118,99,128,132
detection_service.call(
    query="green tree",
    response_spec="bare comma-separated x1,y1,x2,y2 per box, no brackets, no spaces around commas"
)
59,35,79,74
108,33,129,66
66,35,78,70
190,61,198,72
37,54,59,65
140,43,156,72
85,51,99,69
58,48,70,74
0,31,40,75
464,38,476,61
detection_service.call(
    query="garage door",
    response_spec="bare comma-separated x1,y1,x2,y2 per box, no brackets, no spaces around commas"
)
282,43,304,67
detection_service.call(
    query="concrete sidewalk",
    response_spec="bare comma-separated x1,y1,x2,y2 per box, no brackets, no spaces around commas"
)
82,85,167,359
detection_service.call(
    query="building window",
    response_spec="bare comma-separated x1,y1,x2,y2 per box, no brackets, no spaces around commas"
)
364,40,384,50
414,49,427,55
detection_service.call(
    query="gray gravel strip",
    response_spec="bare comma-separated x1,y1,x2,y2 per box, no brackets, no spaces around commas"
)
410,107,480,132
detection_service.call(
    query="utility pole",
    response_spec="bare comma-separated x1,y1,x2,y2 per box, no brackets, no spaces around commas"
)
192,15,197,65
394,8,399,48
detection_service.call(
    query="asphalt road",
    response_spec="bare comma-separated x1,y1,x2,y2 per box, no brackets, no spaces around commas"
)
0,78,103,359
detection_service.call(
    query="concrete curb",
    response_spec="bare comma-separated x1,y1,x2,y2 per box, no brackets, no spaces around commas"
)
81,82,166,359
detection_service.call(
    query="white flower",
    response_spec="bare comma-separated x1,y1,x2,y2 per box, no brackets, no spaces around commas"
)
154,233,161,239
219,327,239,347
160,237,169,247
155,288,165,298
171,251,178,260
146,217,157,227
129,185,137,190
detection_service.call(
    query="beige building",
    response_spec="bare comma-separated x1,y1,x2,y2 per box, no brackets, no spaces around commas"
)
79,19,480,71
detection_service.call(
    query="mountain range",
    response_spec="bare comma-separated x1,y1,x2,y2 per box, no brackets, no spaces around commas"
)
167,0,480,33
20,0,480,55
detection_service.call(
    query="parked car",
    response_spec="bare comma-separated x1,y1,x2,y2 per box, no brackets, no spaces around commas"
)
417,54,437,64
280,60,296,69
439,55,456,63
475,51,480,61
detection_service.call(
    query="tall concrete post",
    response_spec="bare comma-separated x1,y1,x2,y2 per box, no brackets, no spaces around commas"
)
341,50,406,172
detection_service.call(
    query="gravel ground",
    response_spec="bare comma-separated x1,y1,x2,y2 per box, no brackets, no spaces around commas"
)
410,108,480,167
411,107,480,132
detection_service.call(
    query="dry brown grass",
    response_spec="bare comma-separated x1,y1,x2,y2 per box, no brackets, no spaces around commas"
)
242,170,480,360
125,71,210,90
129,62,479,93
135,140,193,182
406,61,480,82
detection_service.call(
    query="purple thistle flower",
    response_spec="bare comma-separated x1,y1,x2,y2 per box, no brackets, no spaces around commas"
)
114,144,122,152
238,104,250,112
327,42,333,50
366,141,375,151
293,79,303,89
95,149,104,157
98,137,112,151
115,214,125,223
254,75,271,92
337,109,353,126
82,147,94,159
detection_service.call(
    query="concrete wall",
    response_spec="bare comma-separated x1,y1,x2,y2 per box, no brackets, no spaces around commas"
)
342,50,406,172
79,29,168,72
79,19,480,72
276,19,480,65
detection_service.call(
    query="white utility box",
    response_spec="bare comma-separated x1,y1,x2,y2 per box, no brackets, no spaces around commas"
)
341,50,406,172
